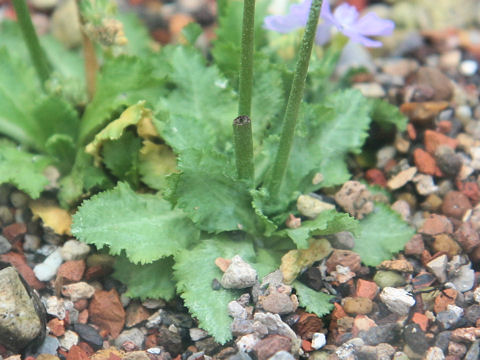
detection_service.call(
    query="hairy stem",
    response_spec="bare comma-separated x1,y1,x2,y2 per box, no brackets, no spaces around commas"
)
233,116,254,182
234,0,255,183
12,0,52,85
82,31,98,100
265,0,322,198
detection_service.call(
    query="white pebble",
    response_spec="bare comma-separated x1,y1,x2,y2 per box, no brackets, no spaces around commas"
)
220,255,257,289
460,60,478,76
379,287,415,316
62,282,95,301
60,239,90,261
59,330,79,350
311,333,326,350
34,249,63,281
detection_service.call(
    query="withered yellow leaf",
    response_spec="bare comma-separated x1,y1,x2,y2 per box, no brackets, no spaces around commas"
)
280,238,332,284
29,199,72,235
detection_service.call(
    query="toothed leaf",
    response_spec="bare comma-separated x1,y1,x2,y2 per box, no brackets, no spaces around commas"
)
72,182,200,263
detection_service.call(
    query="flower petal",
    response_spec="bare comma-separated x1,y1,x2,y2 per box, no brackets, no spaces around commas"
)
320,0,336,25
352,12,395,36
315,23,332,45
333,3,359,27
342,29,383,47
263,0,311,33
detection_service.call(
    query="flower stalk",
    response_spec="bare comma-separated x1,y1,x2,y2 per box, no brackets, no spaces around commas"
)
12,0,52,86
234,0,255,183
265,0,322,198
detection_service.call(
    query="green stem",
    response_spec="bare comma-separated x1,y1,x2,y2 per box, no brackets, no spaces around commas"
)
265,0,322,198
12,0,52,85
233,116,254,182
234,0,255,183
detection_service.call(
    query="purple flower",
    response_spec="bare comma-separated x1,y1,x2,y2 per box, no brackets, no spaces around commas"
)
263,0,395,48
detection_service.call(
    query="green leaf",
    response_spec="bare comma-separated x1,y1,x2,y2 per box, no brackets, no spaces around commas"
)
114,255,176,300
45,134,77,174
117,12,153,56
293,281,334,316
138,141,177,191
0,140,50,198
0,48,42,149
182,22,203,45
32,95,80,144
154,46,236,153
174,238,256,344
265,89,372,210
277,210,358,249
369,98,408,132
353,203,415,266
72,182,200,263
79,56,164,144
174,149,258,233
102,130,142,188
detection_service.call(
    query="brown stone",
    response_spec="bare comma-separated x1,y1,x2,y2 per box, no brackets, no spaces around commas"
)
253,335,292,360
458,181,480,205
88,289,126,337
424,130,458,155
454,221,480,252
434,289,458,314
343,297,373,315
421,194,443,212
0,252,45,289
420,214,453,235
66,345,89,360
411,67,454,101
432,234,461,259
295,312,324,340
47,318,65,337
326,250,362,274
352,315,376,336
355,279,378,300
400,102,450,126
125,302,151,328
365,169,387,188
450,327,480,342
411,312,429,331
404,234,425,256
2,222,27,243
57,260,85,282
442,191,472,219
214,258,231,272
74,299,88,311
413,148,442,176
378,259,414,273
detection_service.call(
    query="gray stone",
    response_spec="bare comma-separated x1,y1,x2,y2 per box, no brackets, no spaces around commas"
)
359,324,398,346
195,336,222,355
330,231,355,250
23,235,41,252
404,324,429,355
221,256,257,289
10,191,29,209
231,319,254,337
258,286,298,315
427,255,448,283
450,264,475,292
0,235,11,254
73,323,103,348
465,305,480,326
33,335,60,355
465,340,480,360
379,287,415,315
267,350,295,360
114,328,145,349
189,328,209,342
59,330,79,350
437,305,463,329
60,239,90,261
228,301,248,319
229,351,253,360
0,206,14,225
392,352,409,360
253,313,297,343
0,267,44,352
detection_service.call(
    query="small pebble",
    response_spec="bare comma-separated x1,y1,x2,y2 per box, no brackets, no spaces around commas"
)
62,282,95,301
190,328,209,342
460,60,478,76
311,333,326,350
0,235,12,254
59,330,79,350
427,254,448,282
379,287,415,315
60,240,90,261
373,270,406,288
114,328,145,349
424,346,445,360
34,249,63,281
296,195,334,219
221,255,257,289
